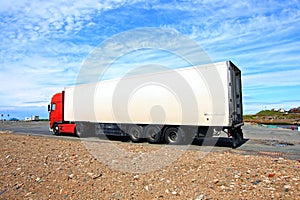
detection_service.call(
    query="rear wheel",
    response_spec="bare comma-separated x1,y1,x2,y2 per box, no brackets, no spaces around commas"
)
75,123,85,138
145,125,162,143
128,126,142,143
164,127,185,145
75,122,94,138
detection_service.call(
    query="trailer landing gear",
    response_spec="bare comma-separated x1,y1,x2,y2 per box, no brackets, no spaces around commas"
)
230,127,244,148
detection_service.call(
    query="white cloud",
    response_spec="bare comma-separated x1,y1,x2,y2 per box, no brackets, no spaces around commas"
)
0,0,300,117
243,69,300,88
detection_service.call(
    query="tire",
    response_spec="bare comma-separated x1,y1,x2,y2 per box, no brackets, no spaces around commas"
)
128,126,142,143
164,127,185,145
75,127,82,138
53,124,60,135
75,124,85,138
76,122,94,138
145,125,162,143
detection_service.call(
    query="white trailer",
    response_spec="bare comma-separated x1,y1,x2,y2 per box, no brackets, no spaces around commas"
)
63,61,243,147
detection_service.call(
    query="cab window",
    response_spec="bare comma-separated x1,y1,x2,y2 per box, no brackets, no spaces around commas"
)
51,103,56,111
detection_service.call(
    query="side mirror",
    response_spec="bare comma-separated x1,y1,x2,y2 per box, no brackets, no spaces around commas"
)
48,104,51,112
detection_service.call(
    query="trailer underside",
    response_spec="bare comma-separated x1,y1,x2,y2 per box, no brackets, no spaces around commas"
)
72,122,244,148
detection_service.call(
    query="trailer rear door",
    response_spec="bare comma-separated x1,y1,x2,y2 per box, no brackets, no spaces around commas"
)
228,61,243,125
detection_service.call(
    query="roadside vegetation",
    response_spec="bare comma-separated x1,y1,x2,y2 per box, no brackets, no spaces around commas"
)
244,108,300,125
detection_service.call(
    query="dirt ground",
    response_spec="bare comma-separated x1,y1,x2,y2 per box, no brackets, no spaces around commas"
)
1,131,300,199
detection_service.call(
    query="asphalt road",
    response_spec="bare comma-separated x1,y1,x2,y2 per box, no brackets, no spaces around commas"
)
1,121,299,160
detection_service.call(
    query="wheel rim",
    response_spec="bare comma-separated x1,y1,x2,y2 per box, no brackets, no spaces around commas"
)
168,131,178,142
149,128,158,139
54,125,59,134
150,133,157,139
131,129,139,139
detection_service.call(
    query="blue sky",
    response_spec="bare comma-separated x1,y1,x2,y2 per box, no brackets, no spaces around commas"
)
0,0,300,119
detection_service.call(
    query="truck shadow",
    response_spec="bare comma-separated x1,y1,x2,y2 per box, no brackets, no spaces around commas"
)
193,137,249,148
86,134,249,148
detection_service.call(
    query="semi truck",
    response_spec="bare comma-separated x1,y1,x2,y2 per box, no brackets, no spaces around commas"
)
48,61,244,148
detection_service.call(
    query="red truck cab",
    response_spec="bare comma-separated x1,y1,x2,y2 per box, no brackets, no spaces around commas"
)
48,92,76,135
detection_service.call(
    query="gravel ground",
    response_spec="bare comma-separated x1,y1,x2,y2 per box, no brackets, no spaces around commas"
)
1,131,300,199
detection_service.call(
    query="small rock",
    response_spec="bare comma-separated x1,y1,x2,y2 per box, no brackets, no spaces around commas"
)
5,155,10,159
15,183,24,189
24,192,31,197
92,174,102,179
195,194,204,200
284,185,291,189
213,179,219,184
68,174,74,179
263,179,271,184
35,177,42,183
165,189,170,193
0,189,7,195
87,172,94,176
145,185,149,191
268,173,275,178
171,191,177,195
252,180,261,185
133,175,139,181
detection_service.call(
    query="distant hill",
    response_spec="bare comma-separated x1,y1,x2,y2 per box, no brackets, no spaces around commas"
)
244,106,300,125
256,110,282,116
289,106,300,113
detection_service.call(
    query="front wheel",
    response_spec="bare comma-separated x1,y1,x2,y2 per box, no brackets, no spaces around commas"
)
53,124,60,135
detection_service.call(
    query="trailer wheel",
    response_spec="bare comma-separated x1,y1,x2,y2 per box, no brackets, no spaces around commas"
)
76,122,93,138
164,127,185,145
128,126,142,143
75,124,85,138
145,125,162,143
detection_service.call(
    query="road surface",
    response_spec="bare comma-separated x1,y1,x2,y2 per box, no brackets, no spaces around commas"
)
0,121,299,159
